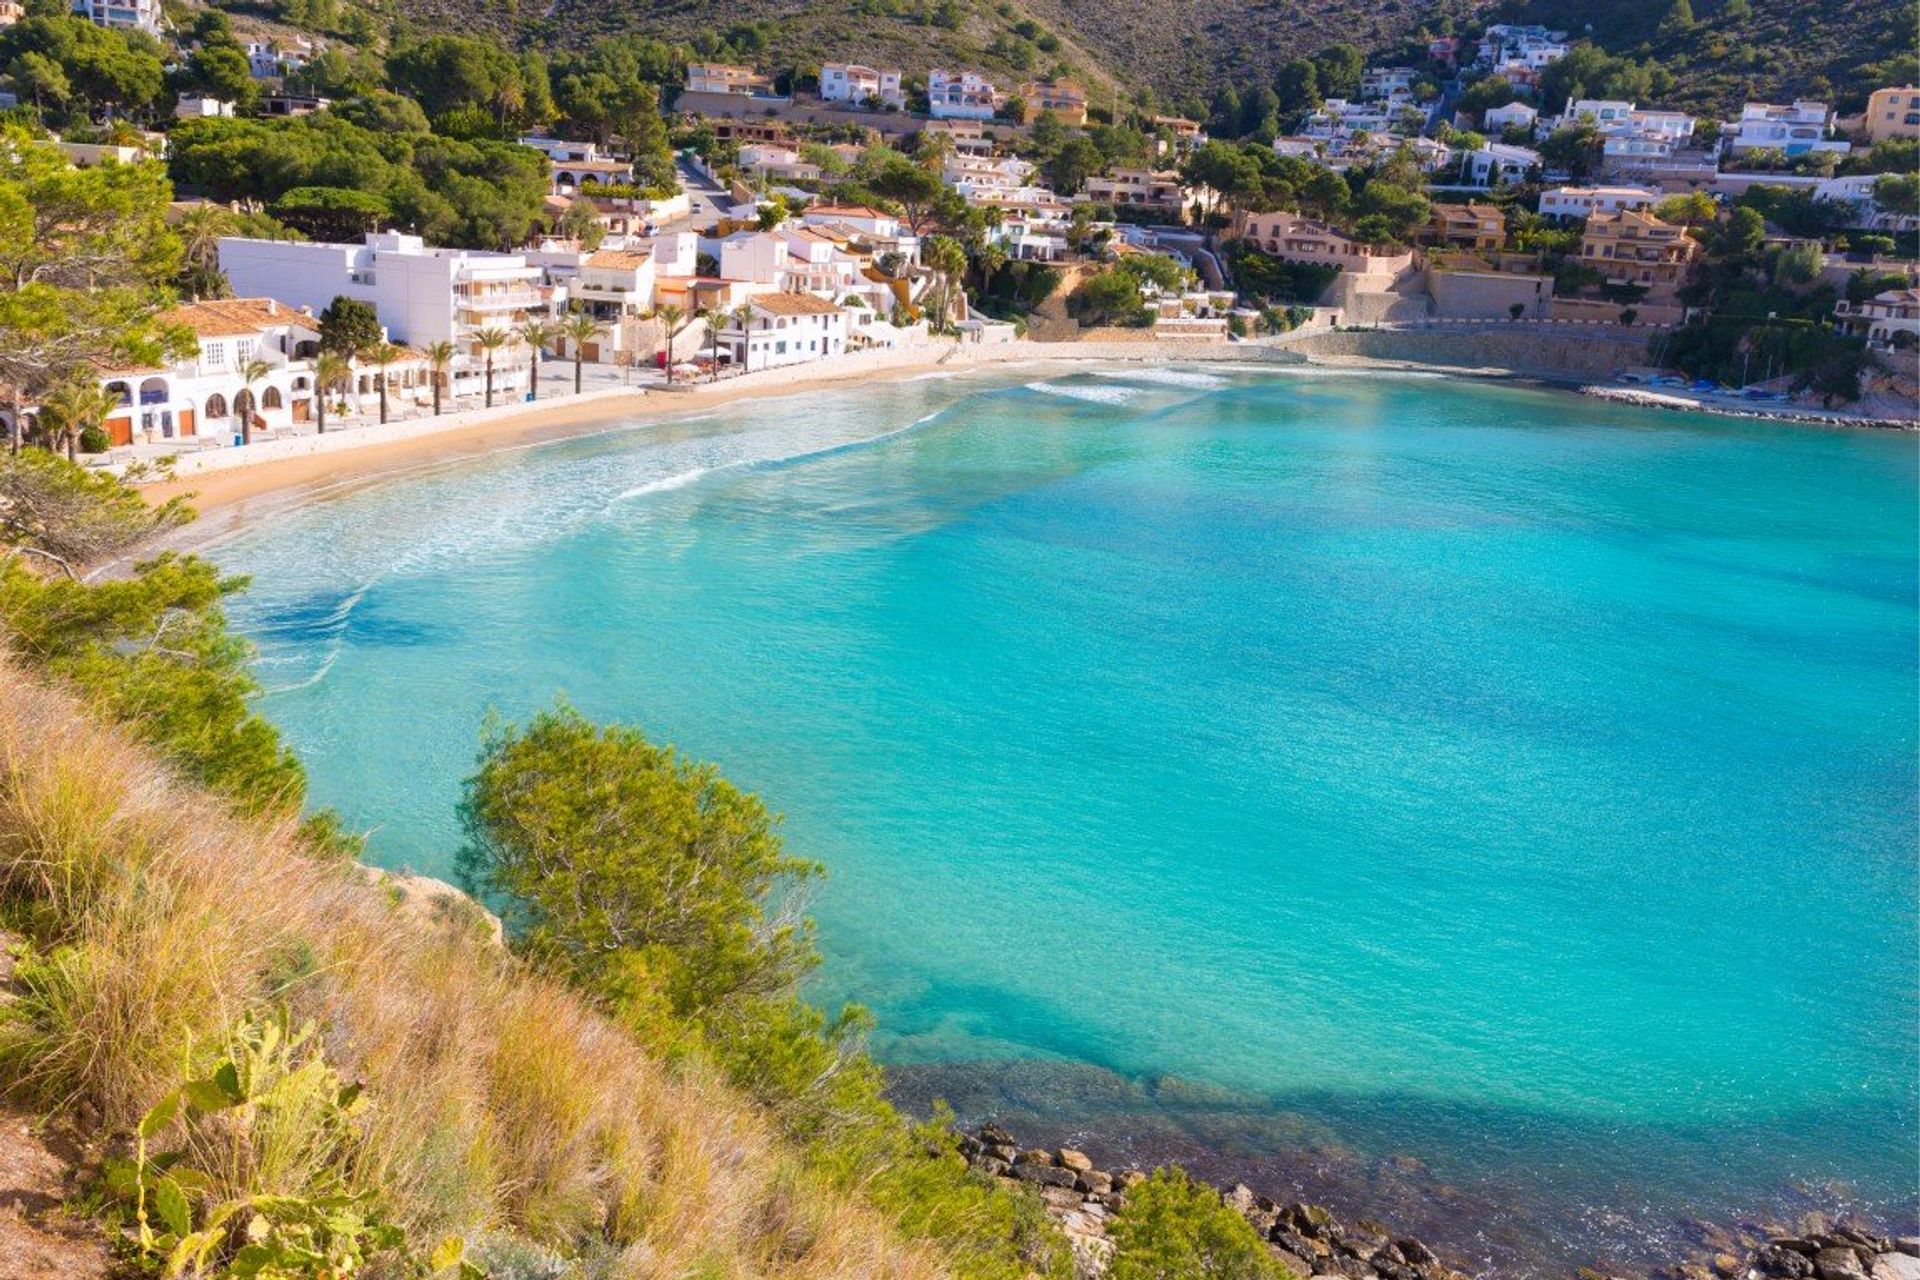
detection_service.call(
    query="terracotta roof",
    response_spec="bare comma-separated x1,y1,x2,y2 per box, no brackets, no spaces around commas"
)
750,292,844,316
159,298,307,338
805,203,889,218
586,249,652,270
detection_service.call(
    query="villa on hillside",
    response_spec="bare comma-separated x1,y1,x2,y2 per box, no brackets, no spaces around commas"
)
69,0,160,32
1856,86,1920,142
686,63,776,97
1833,288,1920,351
819,62,906,109
928,70,1000,120
1722,101,1850,157
1232,210,1414,278
1424,203,1506,252
1018,79,1090,125
1538,185,1660,220
1082,169,1195,218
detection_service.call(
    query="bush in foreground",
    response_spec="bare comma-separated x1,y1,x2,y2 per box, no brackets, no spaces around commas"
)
1110,1168,1293,1280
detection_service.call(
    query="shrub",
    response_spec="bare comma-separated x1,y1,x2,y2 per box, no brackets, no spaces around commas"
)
77,424,111,453
1109,1168,1291,1280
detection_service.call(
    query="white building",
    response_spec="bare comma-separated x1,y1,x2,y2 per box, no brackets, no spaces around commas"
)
1539,185,1660,220
1458,142,1539,188
1303,97,1421,139
1723,101,1851,157
738,144,821,183
1359,67,1417,101
820,62,905,109
1482,102,1539,134
219,232,555,357
1475,25,1569,72
94,298,320,447
246,40,306,79
726,293,848,369
174,95,234,119
928,69,999,121
1814,174,1920,232
70,0,160,33
799,203,918,261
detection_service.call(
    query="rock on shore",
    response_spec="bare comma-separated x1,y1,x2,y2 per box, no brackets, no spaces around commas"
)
957,1123,1473,1280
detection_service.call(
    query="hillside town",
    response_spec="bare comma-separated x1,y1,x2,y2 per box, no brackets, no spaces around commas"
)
2,0,1917,458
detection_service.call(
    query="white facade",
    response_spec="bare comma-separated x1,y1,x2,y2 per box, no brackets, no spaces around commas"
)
174,95,234,119
1724,101,1850,156
1460,143,1539,188
1359,67,1416,101
70,0,160,32
820,62,905,109
1483,102,1539,134
101,299,321,447
1539,185,1659,219
928,69,999,121
218,232,554,349
726,294,848,369
1476,25,1568,70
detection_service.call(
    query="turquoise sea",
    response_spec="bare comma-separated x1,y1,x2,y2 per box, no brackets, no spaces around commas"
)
208,366,1919,1272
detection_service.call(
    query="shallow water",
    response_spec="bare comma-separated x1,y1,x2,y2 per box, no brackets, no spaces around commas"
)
209,366,1920,1273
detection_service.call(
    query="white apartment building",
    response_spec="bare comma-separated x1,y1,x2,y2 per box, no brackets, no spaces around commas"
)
928,69,999,121
70,0,160,33
820,62,905,109
1814,174,1920,232
738,144,821,183
1539,185,1660,220
726,293,848,370
218,232,555,354
1723,101,1851,156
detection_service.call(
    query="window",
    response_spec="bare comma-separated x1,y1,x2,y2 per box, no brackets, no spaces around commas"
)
262,386,283,409
236,339,255,362
204,342,226,370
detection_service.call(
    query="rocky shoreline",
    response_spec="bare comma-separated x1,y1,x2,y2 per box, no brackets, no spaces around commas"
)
954,1121,1918,1280
958,1121,1476,1279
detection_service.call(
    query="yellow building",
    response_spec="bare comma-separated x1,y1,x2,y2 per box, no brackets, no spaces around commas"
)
1017,79,1089,125
1578,209,1699,304
1860,86,1920,142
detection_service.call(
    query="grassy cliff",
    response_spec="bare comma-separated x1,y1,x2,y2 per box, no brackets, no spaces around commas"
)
0,663,963,1278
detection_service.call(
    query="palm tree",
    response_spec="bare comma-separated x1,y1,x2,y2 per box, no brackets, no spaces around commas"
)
39,378,118,462
561,311,606,395
238,358,270,444
473,328,512,408
654,304,687,385
698,306,726,382
175,204,234,300
423,341,456,416
366,343,400,424
729,303,756,375
923,235,968,332
517,319,563,399
313,352,349,433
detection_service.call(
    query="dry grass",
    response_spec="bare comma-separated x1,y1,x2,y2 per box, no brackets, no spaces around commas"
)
0,663,954,1279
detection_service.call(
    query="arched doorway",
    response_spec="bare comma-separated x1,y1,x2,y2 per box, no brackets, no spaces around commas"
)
261,386,284,410
205,393,229,419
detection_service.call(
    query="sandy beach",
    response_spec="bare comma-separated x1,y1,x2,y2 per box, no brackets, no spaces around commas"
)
136,340,1282,528
137,333,1913,542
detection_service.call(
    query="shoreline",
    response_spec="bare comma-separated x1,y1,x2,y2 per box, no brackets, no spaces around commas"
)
135,338,1912,534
